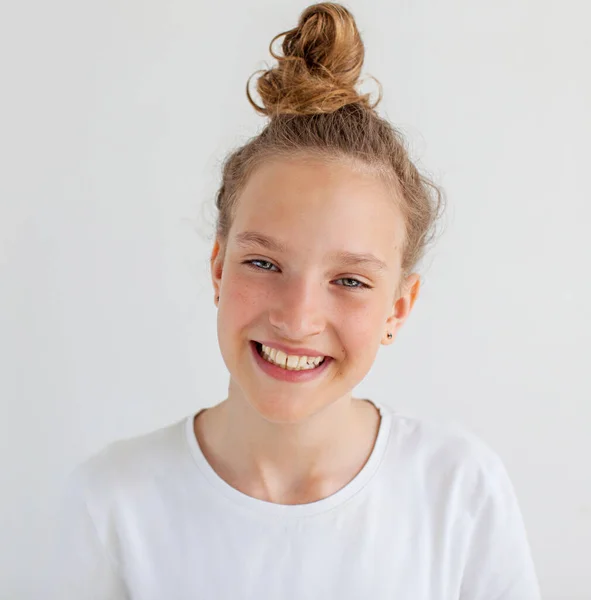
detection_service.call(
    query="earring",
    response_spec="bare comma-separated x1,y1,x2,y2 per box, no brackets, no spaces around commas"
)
387,332,392,339
216,295,219,301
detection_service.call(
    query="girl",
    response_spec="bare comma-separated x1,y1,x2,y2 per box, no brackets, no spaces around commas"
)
52,3,541,599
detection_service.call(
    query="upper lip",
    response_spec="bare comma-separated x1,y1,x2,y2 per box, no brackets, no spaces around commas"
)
255,340,329,358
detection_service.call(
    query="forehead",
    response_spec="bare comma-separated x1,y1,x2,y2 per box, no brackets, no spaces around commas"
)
229,156,405,267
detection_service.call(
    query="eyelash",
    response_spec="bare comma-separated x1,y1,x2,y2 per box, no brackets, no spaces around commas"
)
242,259,372,290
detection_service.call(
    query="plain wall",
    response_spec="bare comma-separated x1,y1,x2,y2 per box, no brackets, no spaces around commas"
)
1,0,589,597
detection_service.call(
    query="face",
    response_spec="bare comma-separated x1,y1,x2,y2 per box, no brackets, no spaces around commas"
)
211,155,420,424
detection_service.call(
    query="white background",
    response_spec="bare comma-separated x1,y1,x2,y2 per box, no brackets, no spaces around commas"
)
1,1,590,598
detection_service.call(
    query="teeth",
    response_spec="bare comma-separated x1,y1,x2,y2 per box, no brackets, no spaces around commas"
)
286,355,299,369
259,343,325,371
275,350,287,367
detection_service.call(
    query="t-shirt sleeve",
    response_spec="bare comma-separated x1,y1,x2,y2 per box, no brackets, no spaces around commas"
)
47,466,130,600
459,451,541,600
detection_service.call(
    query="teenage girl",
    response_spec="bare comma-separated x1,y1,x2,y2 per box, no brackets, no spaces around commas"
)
51,3,541,599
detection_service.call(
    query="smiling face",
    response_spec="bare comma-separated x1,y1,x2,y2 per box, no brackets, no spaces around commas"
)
211,154,420,424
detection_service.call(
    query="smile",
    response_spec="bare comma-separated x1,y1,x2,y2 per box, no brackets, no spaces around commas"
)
255,342,325,371
250,341,332,383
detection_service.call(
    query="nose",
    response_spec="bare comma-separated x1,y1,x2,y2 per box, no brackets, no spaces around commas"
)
267,275,326,340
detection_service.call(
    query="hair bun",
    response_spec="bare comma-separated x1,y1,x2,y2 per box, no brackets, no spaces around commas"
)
248,2,380,116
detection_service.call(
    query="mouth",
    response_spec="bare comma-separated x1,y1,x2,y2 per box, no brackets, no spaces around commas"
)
249,340,332,383
251,341,329,371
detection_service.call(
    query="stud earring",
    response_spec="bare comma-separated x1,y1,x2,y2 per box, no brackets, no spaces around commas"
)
387,332,392,339
216,295,219,301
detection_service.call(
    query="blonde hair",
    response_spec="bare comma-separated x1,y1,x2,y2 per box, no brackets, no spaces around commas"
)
214,2,445,286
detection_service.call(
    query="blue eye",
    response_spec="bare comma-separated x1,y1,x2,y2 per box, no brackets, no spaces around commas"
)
337,277,371,290
242,260,372,291
245,259,277,271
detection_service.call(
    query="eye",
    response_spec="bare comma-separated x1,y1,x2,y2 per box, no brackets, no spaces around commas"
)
335,277,371,290
243,259,279,272
243,260,372,291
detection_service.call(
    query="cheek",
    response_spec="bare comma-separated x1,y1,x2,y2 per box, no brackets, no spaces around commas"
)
217,273,260,365
339,304,384,354
221,269,267,324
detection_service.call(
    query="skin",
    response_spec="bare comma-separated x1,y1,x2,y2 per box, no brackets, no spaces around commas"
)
194,154,420,505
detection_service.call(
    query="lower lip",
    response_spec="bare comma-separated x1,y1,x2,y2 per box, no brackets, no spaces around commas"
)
250,341,332,383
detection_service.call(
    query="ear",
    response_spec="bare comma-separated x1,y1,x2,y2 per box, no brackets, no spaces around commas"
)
211,237,225,306
383,273,421,344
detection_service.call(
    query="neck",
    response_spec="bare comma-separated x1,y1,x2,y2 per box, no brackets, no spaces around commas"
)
194,388,381,505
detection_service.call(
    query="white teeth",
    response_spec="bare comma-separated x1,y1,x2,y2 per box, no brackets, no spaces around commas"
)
286,355,299,369
275,350,287,367
259,343,325,371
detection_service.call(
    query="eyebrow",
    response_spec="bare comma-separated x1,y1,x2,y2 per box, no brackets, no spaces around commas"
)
234,231,388,272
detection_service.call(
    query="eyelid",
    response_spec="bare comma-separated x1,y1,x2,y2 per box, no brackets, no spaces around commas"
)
243,258,280,272
338,277,372,290
243,259,372,289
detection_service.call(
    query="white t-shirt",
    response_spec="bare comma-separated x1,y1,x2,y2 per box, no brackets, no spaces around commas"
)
49,399,541,599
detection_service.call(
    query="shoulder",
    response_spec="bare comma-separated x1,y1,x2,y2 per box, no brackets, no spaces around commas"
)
66,415,191,513
380,404,515,514
380,403,503,469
